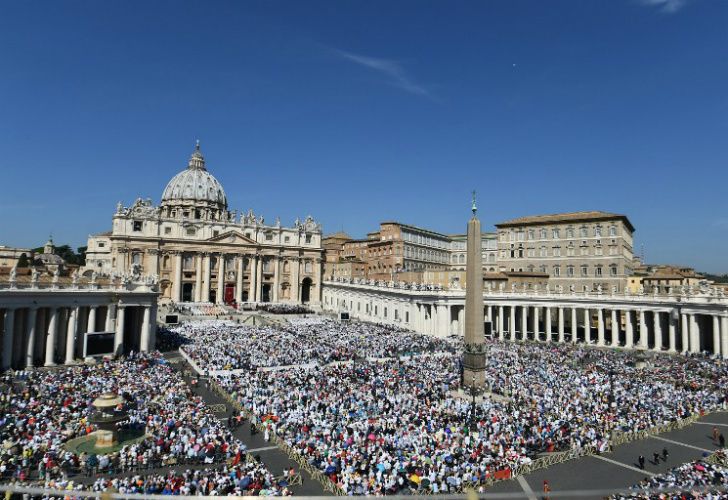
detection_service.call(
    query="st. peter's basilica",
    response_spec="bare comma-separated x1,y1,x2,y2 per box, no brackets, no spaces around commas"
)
84,142,323,305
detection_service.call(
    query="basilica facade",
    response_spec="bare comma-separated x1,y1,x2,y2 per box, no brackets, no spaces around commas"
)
84,143,323,305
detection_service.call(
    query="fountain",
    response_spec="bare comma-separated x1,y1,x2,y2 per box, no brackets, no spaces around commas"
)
88,392,128,449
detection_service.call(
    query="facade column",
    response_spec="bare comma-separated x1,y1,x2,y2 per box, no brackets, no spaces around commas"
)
216,254,225,304
532,306,539,341
273,256,281,302
65,307,78,364
571,307,577,343
681,313,689,353
114,306,125,356
653,311,663,352
721,316,728,360
610,309,618,347
498,305,504,340
668,313,677,353
521,305,528,340
87,307,97,333
255,256,264,302
248,255,258,302
140,307,151,352
25,307,38,368
545,306,552,342
712,315,720,358
639,310,648,348
689,314,699,353
458,306,464,335
291,258,300,302
313,258,322,304
584,308,591,344
557,307,565,343
45,307,59,366
105,304,116,331
203,253,211,303
173,253,183,302
236,255,244,304
509,305,516,341
195,254,203,302
2,309,16,371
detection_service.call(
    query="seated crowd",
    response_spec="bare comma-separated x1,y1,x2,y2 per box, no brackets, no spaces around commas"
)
175,319,458,371
0,352,287,496
174,319,728,495
612,450,728,499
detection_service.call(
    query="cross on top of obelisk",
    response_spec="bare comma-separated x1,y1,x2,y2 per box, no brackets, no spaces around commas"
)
471,190,477,216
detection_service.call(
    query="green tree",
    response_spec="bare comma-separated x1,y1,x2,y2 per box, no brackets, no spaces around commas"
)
16,253,29,267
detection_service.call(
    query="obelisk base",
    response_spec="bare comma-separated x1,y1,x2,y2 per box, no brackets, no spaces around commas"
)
463,343,487,390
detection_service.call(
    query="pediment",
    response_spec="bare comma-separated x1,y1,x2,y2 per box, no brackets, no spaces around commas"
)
207,230,257,245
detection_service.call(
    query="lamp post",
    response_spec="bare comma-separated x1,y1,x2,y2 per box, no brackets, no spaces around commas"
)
469,374,478,433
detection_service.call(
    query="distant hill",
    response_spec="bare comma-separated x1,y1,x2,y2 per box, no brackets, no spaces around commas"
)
700,272,728,284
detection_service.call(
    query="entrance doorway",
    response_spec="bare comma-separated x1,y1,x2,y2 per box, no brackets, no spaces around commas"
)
262,284,271,302
182,283,193,302
301,278,312,303
225,285,235,304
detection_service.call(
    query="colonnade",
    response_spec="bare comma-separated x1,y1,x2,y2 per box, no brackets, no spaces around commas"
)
322,281,728,358
0,285,158,371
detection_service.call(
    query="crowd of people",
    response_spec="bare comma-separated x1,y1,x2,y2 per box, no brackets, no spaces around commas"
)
0,352,289,496
175,320,457,371
613,450,728,499
171,318,728,495
256,303,313,315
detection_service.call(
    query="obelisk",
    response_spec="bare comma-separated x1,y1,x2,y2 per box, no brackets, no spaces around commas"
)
463,191,486,390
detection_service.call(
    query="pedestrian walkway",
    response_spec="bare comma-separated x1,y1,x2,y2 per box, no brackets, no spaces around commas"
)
486,411,728,499
165,352,329,496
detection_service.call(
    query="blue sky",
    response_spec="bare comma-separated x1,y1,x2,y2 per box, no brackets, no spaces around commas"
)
0,0,726,271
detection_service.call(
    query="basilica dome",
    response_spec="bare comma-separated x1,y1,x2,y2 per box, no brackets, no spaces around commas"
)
161,142,227,209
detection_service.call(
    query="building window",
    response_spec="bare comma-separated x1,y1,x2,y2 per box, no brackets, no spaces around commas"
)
527,265,535,272
164,227,172,235
553,265,561,277
540,229,547,239
527,248,535,258
98,242,105,248
580,227,588,238
284,236,290,243
133,221,143,232
566,228,574,238
517,230,524,241
527,229,535,240
540,246,547,257
581,265,588,277
195,209,201,219
595,225,602,237
186,228,196,236
265,232,273,241
183,255,194,269
183,211,189,218
132,252,142,265
552,228,560,239
609,226,617,237
539,265,547,273
595,266,603,277
580,246,588,256
213,230,219,237
305,261,312,273
305,234,312,244
610,265,618,276
553,246,561,257
567,244,575,257
595,245,603,256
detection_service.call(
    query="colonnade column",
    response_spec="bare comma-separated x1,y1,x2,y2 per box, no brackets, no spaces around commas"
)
248,255,257,302
689,314,699,353
584,308,591,344
87,307,97,333
195,254,203,302
236,256,244,304
571,308,577,343
521,306,528,340
114,306,125,356
610,309,618,347
291,258,300,302
45,307,59,366
653,312,663,352
545,306,552,342
173,253,183,302
2,309,15,371
105,304,116,331
498,305,504,340
65,307,78,364
639,310,648,348
25,307,38,368
510,306,516,341
681,313,689,353
203,253,211,303
558,307,565,343
625,310,634,348
597,308,604,346
140,306,150,352
721,316,728,360
532,306,539,341
216,254,225,304
712,316,720,358
668,313,677,353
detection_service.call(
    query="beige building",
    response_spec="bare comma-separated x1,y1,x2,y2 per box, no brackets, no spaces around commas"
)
0,245,32,268
495,211,635,292
628,264,705,293
84,143,324,305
